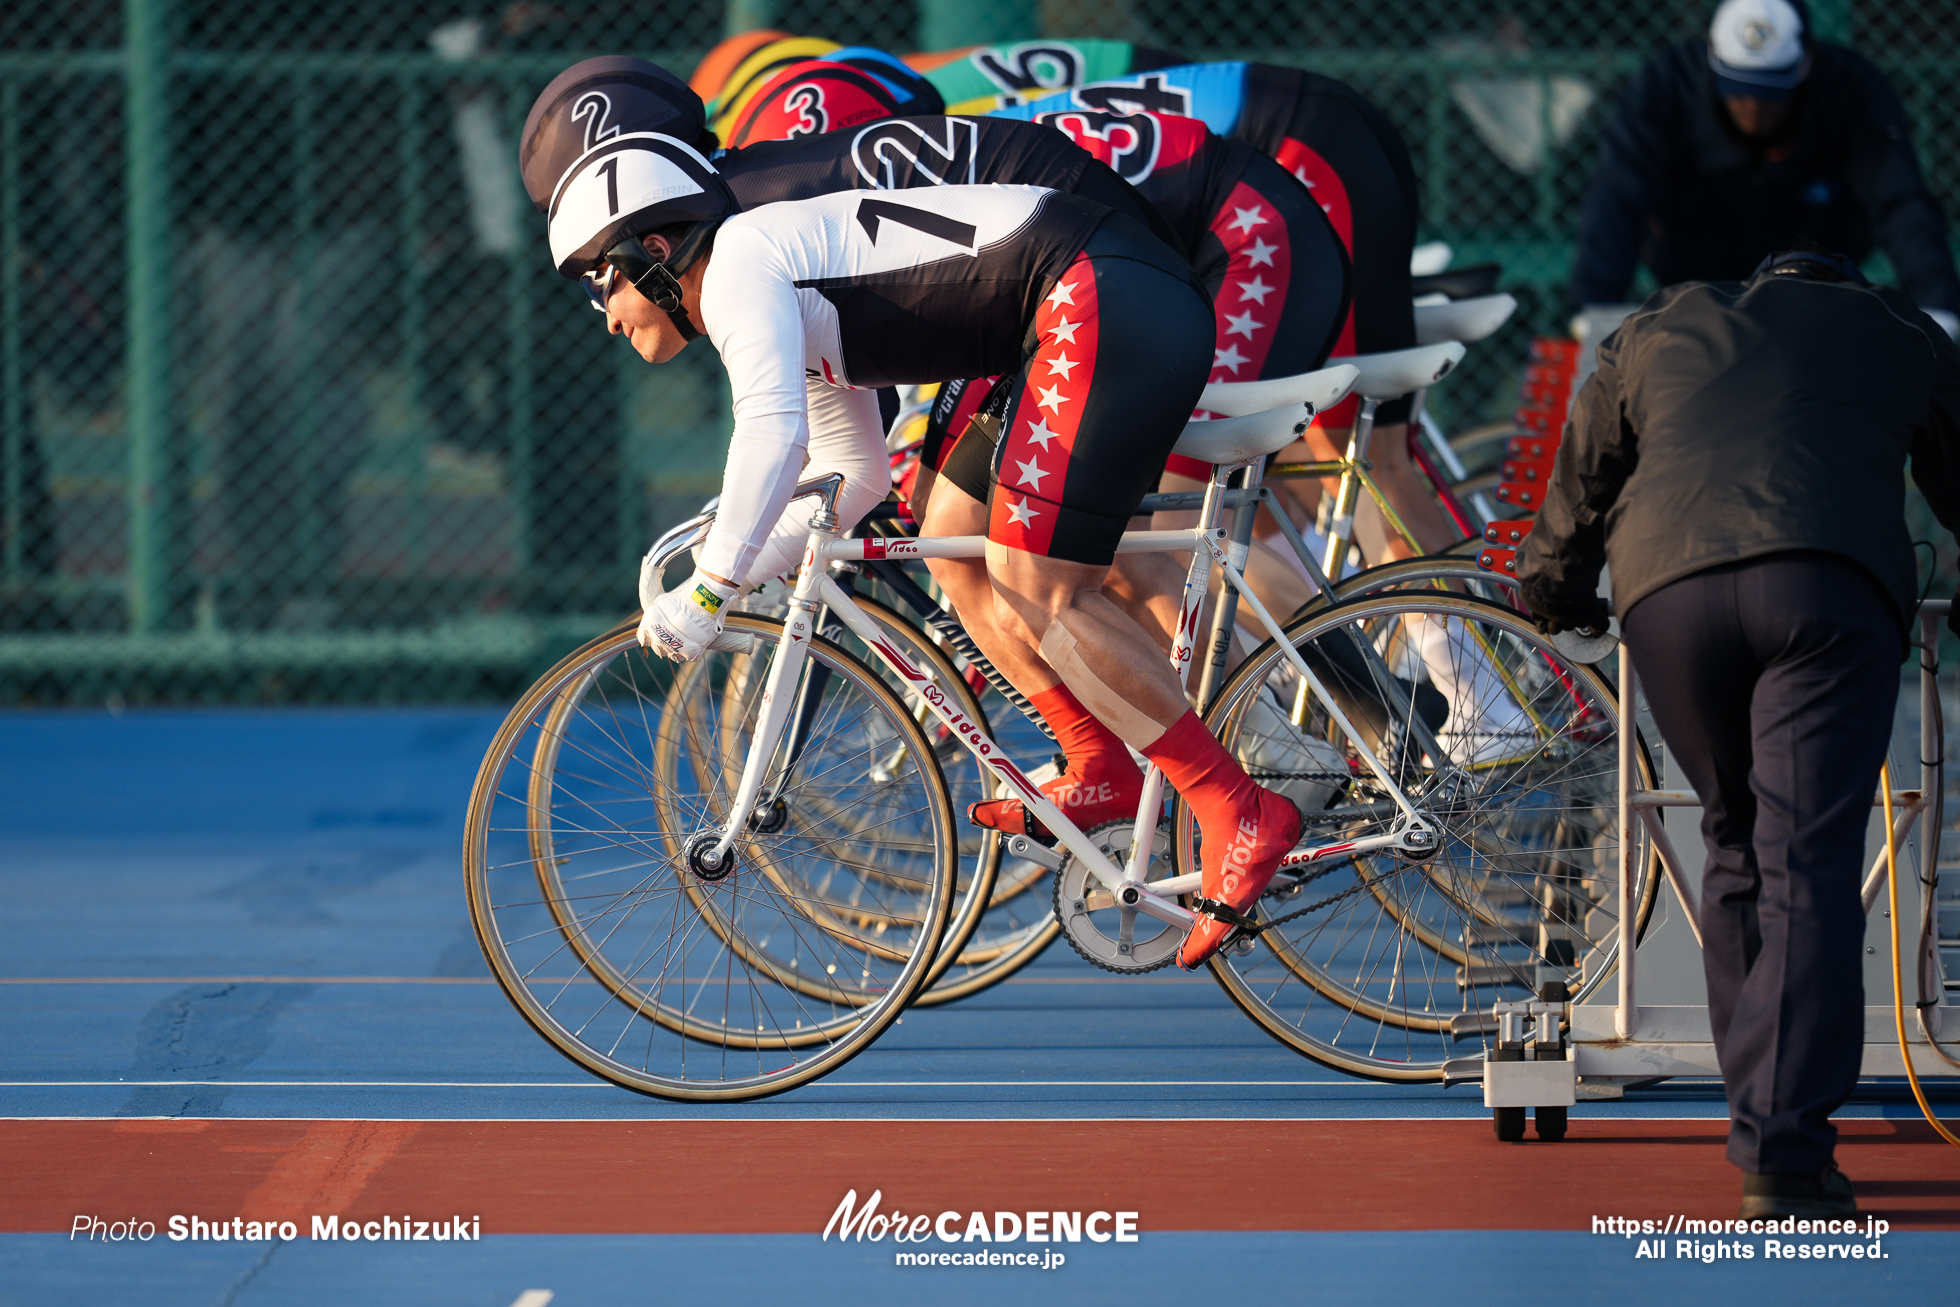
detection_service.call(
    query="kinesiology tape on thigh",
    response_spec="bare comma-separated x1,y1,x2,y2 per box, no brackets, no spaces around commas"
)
1037,614,1166,751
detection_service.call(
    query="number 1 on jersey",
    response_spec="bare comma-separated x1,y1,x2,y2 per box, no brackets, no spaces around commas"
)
856,198,977,252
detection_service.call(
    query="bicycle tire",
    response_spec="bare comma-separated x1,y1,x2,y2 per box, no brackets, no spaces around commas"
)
464,616,957,1101
1180,591,1658,1082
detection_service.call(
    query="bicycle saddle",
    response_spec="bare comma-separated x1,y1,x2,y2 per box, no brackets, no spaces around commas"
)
1414,293,1517,346
1170,402,1319,465
1197,363,1358,419
1338,341,1467,400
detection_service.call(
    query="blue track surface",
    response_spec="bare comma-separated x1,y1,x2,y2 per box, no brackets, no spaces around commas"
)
2,1231,1956,1307
8,707,1955,1123
6,708,1957,1305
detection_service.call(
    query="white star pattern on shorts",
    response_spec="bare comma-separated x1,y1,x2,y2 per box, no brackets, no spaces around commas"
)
1226,204,1268,235
1007,498,1040,527
1045,353,1080,380
1246,238,1279,268
1225,310,1262,339
1015,456,1049,491
1045,279,1077,310
1036,383,1069,412
1048,317,1081,344
1213,343,1250,372
1235,275,1274,305
1024,417,1059,449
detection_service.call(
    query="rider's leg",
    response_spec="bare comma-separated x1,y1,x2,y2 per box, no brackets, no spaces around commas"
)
986,546,1300,967
977,232,1299,966
919,476,1060,696
1102,542,1194,658
921,440,1143,836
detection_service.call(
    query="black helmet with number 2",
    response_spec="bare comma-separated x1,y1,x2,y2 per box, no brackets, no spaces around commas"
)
522,57,735,280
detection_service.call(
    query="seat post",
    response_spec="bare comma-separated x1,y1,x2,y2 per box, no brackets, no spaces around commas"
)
1323,395,1381,575
1195,460,1264,709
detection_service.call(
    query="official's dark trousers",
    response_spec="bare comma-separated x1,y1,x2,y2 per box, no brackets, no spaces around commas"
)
1620,552,1902,1174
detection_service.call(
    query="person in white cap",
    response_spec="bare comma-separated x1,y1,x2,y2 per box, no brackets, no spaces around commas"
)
1570,0,1960,338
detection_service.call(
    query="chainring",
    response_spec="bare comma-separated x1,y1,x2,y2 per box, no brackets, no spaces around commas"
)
1052,820,1183,974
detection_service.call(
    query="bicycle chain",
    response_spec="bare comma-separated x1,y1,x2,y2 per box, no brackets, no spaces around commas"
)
1208,855,1401,939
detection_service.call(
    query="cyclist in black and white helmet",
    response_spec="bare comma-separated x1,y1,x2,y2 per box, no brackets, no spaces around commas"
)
523,59,1309,971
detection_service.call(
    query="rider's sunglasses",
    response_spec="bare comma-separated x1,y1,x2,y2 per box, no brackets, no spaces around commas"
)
580,238,687,315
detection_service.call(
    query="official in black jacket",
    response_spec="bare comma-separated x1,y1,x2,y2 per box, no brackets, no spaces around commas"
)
1520,250,1960,1219
1569,0,1960,329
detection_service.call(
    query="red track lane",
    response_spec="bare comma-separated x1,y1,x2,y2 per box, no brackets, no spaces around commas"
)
5,1119,1957,1234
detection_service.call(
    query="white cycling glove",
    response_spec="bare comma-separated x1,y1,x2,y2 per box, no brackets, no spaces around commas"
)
638,563,739,663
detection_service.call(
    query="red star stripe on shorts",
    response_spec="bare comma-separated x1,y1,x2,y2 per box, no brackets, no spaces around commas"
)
1274,136,1363,428
1166,181,1299,479
1205,181,1293,387
990,252,1101,557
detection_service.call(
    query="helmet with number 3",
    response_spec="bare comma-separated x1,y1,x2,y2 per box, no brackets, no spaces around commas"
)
722,61,903,149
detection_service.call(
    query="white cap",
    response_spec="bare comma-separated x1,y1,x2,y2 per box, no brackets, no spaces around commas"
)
1709,0,1808,91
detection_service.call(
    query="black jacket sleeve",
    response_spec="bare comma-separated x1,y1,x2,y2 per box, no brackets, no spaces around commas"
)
1569,51,1680,309
1907,313,1960,541
1516,325,1641,616
1836,52,1960,314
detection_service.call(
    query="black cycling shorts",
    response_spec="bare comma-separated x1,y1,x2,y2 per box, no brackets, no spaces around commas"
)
1240,65,1419,425
939,216,1213,567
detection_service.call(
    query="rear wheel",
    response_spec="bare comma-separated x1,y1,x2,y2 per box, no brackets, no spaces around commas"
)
1185,592,1657,1082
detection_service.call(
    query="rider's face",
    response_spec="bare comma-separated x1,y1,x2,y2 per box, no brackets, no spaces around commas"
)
606,273,689,363
604,233,706,364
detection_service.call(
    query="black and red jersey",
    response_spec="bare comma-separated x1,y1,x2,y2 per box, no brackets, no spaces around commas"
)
714,114,1183,254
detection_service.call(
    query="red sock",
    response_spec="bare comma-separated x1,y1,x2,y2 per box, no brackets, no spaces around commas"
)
1146,711,1302,969
1141,710,1262,826
969,684,1142,835
1031,684,1139,789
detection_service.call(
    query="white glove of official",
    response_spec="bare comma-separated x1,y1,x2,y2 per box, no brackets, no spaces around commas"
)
638,563,739,663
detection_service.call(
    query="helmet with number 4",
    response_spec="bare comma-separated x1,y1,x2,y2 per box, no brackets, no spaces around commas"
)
723,61,903,148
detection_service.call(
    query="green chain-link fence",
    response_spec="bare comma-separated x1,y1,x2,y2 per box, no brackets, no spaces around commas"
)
3,1,1956,703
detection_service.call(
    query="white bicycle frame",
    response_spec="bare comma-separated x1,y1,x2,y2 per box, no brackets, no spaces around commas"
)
687,462,1440,940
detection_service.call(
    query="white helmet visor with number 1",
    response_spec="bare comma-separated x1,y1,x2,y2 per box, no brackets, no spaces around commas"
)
545,132,732,278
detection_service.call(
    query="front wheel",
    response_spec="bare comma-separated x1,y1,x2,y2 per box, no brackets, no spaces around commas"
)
463,615,958,1101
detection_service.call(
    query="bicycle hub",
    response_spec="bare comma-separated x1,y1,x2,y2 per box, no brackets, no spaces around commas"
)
747,797,788,835
684,831,737,883
1394,825,1439,864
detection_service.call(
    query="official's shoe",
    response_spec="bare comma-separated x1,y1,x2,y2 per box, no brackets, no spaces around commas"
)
1176,787,1302,970
1738,1164,1856,1219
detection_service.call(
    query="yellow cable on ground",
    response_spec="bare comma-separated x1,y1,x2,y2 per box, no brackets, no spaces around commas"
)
1882,760,1960,1145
